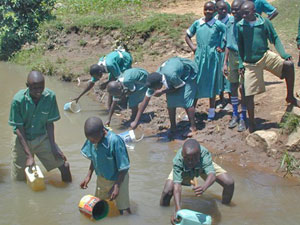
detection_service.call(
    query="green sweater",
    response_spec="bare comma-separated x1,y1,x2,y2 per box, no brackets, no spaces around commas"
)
297,17,300,46
237,13,290,68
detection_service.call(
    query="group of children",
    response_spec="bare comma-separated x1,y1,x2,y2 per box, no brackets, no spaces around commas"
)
8,0,300,222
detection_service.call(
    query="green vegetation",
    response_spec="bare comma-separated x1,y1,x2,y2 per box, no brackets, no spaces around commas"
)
279,113,300,134
280,151,300,177
272,0,299,44
0,0,55,60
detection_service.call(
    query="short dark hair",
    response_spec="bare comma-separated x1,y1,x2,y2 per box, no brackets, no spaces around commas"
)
146,72,162,89
84,117,104,138
90,64,103,77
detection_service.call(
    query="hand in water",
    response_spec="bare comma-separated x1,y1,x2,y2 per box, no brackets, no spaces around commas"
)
26,155,35,167
171,213,180,225
72,97,80,103
192,185,205,196
80,175,91,189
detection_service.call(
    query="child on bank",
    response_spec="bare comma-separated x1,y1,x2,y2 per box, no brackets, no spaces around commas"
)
106,68,149,126
80,117,131,214
8,71,72,182
130,57,198,138
223,0,247,132
237,1,300,133
73,48,132,109
215,0,232,109
185,1,226,121
160,139,234,224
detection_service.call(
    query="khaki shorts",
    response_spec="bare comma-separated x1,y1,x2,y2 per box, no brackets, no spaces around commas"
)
228,49,240,84
95,173,130,210
243,50,284,96
11,134,65,181
167,162,227,186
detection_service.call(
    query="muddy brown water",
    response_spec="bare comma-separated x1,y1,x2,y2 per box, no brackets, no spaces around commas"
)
1,62,300,225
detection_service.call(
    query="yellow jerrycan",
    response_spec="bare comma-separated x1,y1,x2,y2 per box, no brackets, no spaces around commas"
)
25,165,46,191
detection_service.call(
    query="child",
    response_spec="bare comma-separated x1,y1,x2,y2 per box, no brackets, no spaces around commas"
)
215,0,232,109
106,68,149,126
130,57,198,138
160,139,234,223
80,117,131,215
185,1,226,121
237,1,300,133
223,0,247,132
73,48,132,109
8,71,72,182
213,0,231,14
251,0,278,20
297,17,300,67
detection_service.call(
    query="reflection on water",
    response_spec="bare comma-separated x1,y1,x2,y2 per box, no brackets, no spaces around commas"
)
0,62,300,225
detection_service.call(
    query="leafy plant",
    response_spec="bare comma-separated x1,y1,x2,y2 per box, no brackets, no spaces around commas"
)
279,113,300,134
280,151,300,177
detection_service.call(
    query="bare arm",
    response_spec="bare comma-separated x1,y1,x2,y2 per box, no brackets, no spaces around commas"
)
15,127,34,167
46,122,66,161
185,34,197,53
130,96,151,129
109,169,128,200
173,183,182,212
106,100,117,126
223,47,230,77
268,10,278,20
80,161,94,189
73,81,95,103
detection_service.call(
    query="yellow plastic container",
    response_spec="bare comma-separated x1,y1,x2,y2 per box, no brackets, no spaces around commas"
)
25,165,46,191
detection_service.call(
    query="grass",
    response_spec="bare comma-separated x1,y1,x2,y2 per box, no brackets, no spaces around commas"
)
280,150,300,177
279,112,300,134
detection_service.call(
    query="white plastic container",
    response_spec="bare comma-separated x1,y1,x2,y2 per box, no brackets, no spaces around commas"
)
64,101,81,113
25,165,46,191
175,209,212,225
118,129,144,144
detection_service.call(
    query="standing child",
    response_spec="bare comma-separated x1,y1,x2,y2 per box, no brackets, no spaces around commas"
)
223,0,247,132
8,71,72,182
215,0,232,109
106,68,149,126
80,117,131,215
73,48,132,109
130,57,198,138
237,1,300,132
185,1,226,121
297,17,300,67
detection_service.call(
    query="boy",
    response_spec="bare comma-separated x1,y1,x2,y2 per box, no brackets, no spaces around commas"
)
160,139,234,223
8,71,72,182
80,117,131,215
250,0,278,20
106,68,149,126
223,0,247,132
73,49,132,109
237,1,300,133
130,57,198,138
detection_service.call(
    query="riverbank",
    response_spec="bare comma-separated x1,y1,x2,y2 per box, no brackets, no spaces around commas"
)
9,0,300,177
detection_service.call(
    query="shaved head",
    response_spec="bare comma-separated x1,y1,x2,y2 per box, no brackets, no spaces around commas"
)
216,0,227,9
107,81,123,97
27,71,44,85
182,139,200,155
84,117,104,138
241,1,255,11
232,0,245,8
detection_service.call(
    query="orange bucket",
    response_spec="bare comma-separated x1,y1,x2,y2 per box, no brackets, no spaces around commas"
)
78,195,109,220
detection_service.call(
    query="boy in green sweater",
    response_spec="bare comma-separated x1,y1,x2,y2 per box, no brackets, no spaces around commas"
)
237,1,300,133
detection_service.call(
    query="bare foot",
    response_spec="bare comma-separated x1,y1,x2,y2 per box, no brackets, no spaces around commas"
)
286,97,300,107
182,129,197,138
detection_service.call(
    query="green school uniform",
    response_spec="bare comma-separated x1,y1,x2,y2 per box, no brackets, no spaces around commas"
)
9,88,60,141
187,17,226,98
237,14,290,69
146,57,198,108
216,14,231,93
81,130,130,181
113,68,148,108
91,50,133,83
172,146,216,184
252,0,276,16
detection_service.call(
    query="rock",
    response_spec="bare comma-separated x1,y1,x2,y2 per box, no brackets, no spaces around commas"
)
291,106,300,117
246,130,278,152
286,127,300,152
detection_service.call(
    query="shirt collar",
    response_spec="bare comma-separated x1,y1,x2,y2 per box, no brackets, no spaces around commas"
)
162,74,169,89
240,13,265,27
199,17,216,26
216,14,230,24
24,88,49,102
98,59,108,72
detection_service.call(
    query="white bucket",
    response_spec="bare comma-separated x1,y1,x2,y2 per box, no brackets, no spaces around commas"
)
64,101,81,113
118,130,144,144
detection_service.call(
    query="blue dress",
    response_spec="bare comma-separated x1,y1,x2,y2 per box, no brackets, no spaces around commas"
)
187,17,226,98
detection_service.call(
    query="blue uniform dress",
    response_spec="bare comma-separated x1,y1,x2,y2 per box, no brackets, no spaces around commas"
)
146,57,198,108
215,14,231,94
113,68,148,108
91,50,133,83
187,17,226,99
252,0,277,16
